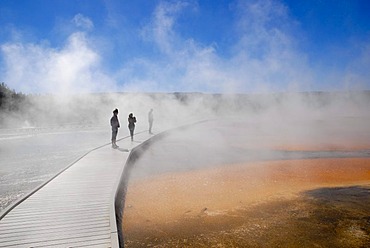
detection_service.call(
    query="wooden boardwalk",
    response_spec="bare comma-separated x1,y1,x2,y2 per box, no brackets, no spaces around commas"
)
0,130,153,247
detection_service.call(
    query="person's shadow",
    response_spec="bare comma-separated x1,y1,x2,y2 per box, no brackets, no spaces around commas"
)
117,148,130,152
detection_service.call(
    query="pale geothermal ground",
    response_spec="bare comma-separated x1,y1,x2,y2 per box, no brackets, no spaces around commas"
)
0,126,108,212
122,117,370,247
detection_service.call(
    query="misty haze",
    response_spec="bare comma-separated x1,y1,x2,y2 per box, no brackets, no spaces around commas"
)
1,0,370,247
2,87,370,247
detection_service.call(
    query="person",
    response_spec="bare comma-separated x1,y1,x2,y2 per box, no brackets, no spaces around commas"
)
128,113,136,141
148,109,154,134
110,108,120,149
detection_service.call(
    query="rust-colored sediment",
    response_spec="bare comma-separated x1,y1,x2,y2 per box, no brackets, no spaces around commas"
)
123,158,370,244
272,143,370,151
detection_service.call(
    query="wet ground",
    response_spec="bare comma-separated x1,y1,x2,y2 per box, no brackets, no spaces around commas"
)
122,118,370,247
125,118,370,181
123,158,370,248
125,185,370,247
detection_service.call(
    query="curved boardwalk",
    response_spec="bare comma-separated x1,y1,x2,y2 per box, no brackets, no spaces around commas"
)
0,130,153,248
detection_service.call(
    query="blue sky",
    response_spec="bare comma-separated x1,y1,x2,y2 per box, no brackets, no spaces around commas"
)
0,0,369,94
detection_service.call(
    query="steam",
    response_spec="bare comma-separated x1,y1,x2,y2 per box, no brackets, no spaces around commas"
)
72,14,94,31
1,0,369,226
1,32,116,94
0,0,369,129
0,0,367,95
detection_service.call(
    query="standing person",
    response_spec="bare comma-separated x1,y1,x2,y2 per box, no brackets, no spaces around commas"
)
128,113,136,141
110,108,120,149
148,109,154,134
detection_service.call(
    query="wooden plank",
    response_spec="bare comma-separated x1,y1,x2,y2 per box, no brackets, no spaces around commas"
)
0,210,108,224
0,227,110,244
1,205,108,218
0,225,109,240
0,233,111,247
0,130,153,247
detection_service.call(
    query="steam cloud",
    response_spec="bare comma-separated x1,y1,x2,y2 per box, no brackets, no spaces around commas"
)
0,0,369,217
1,0,368,94
0,0,369,131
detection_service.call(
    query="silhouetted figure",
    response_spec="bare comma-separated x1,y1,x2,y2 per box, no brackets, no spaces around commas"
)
110,108,120,149
148,109,154,134
128,113,136,141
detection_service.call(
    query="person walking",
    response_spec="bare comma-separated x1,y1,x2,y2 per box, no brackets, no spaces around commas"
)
128,113,136,141
148,109,154,134
110,108,120,149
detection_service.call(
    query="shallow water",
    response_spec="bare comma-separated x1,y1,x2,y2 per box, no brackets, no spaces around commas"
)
123,119,370,247
128,119,370,181
0,126,109,212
